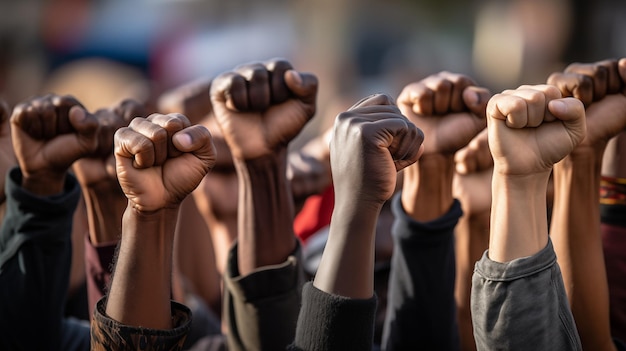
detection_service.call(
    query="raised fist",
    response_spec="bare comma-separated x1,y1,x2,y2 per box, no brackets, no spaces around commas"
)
115,113,216,212
210,59,318,160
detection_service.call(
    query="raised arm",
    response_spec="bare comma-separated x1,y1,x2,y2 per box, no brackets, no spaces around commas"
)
0,95,97,351
548,58,626,350
210,58,318,350
383,72,489,350
472,84,585,350
91,113,215,349
292,93,423,351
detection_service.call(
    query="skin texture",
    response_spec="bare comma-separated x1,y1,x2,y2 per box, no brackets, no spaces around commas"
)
313,93,424,299
72,100,146,244
105,113,215,329
395,72,490,351
10,95,98,196
397,71,490,222
548,58,626,351
486,84,586,263
452,128,492,351
210,59,318,276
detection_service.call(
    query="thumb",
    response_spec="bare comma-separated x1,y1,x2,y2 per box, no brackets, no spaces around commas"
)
463,86,491,119
69,106,99,141
172,125,217,170
548,97,587,144
284,70,318,106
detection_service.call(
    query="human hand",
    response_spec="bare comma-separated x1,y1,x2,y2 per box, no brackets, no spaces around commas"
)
73,100,145,188
547,59,626,152
157,76,213,125
397,71,490,156
210,59,318,160
487,85,586,176
453,129,493,214
331,94,423,205
11,95,98,195
115,113,216,212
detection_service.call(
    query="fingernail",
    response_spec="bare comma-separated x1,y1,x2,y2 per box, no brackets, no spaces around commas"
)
288,70,302,85
175,133,193,149
72,107,86,121
549,100,567,115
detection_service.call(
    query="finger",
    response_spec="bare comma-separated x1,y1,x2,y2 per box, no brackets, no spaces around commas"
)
348,93,396,111
147,113,190,158
521,84,562,123
172,125,217,171
128,117,168,166
368,116,424,171
114,126,156,169
513,88,547,127
116,99,147,125
454,147,477,174
265,59,293,104
24,105,43,139
53,95,83,134
211,72,249,111
565,62,608,100
399,82,433,116
547,72,593,106
69,105,99,143
93,109,118,158
424,76,452,115
438,72,477,112
284,70,319,107
597,60,622,94
548,97,586,143
463,86,491,119
36,96,58,140
488,94,529,129
239,63,270,111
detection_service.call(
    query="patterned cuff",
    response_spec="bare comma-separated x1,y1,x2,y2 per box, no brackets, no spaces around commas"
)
91,297,191,351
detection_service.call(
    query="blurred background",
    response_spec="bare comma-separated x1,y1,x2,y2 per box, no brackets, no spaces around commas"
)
0,0,625,138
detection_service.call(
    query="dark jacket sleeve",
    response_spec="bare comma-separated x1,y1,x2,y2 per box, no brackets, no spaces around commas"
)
382,194,462,351
290,282,377,351
91,297,192,351
0,167,82,351
223,240,305,351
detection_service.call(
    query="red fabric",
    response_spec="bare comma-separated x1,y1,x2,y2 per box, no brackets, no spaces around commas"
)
602,223,626,342
293,186,334,243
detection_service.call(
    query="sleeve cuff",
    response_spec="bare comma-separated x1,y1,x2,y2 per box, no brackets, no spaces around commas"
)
474,238,556,281
391,193,463,243
91,297,191,350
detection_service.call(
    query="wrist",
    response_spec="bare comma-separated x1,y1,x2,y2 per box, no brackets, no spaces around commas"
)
22,171,66,196
489,172,549,262
402,153,454,221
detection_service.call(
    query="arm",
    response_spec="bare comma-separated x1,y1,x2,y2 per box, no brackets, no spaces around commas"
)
472,84,585,350
548,58,626,350
291,93,423,351
91,113,215,349
72,100,146,318
383,72,490,350
0,95,97,351
210,59,318,351
452,129,492,351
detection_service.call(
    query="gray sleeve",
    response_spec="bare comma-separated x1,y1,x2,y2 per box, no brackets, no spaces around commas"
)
471,239,582,351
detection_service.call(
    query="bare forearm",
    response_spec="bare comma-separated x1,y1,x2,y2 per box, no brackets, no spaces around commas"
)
402,154,454,222
551,149,615,350
83,184,127,244
105,205,179,329
235,149,297,276
313,200,381,299
489,172,550,263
